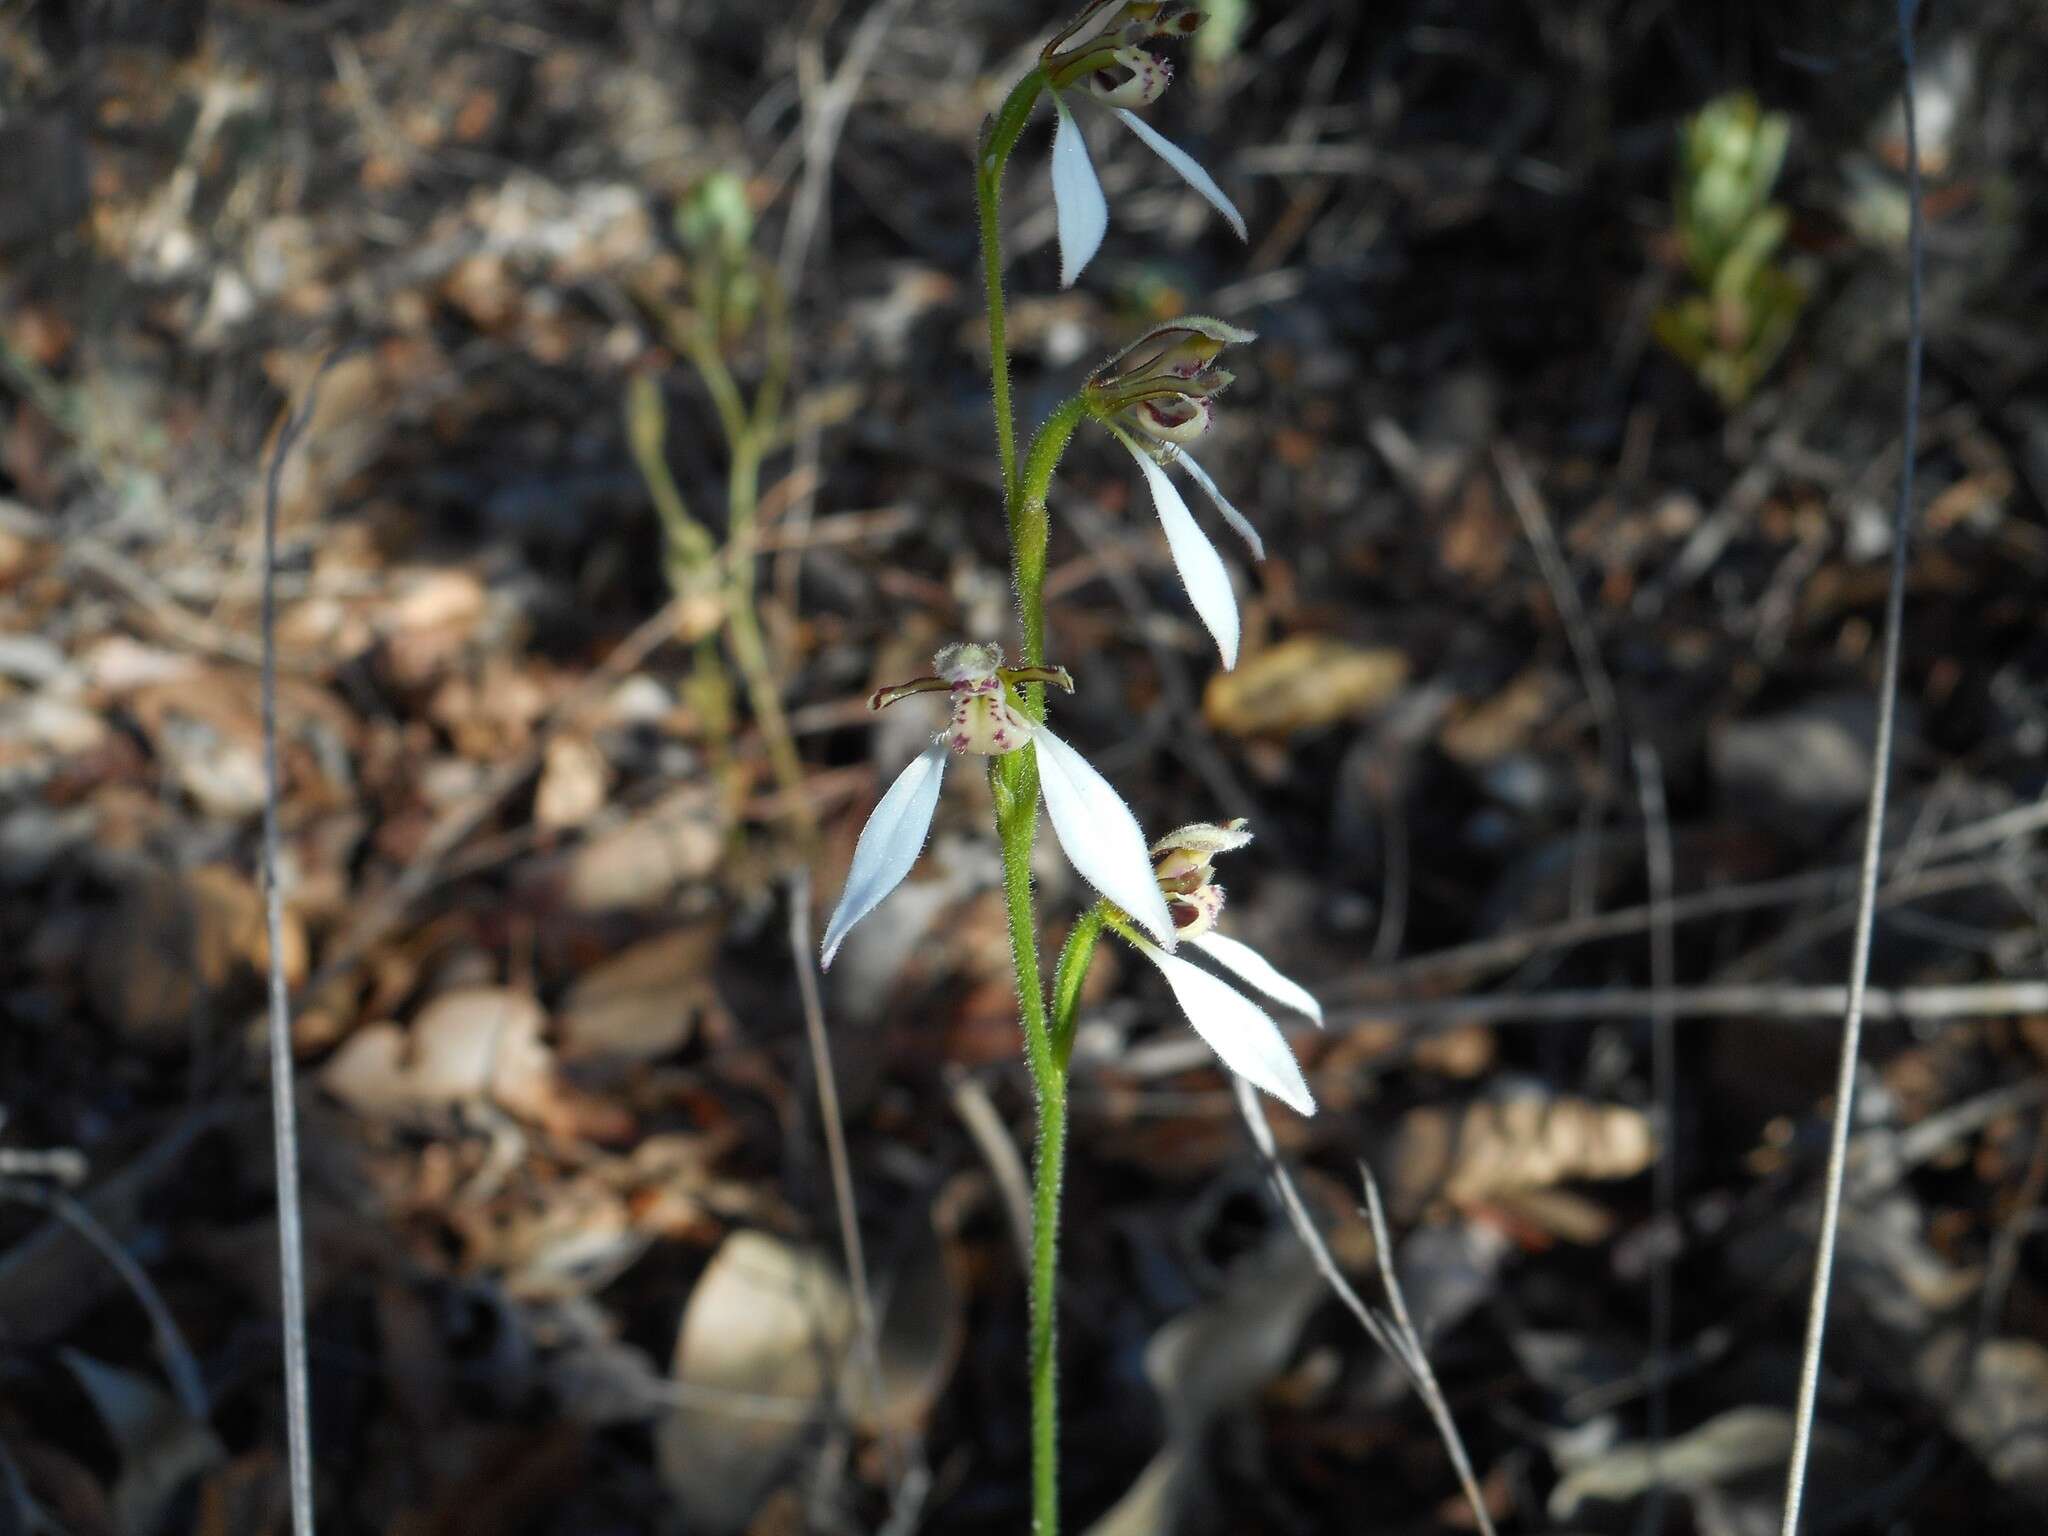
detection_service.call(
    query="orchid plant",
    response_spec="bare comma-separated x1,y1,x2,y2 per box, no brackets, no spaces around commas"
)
820,6,1313,1530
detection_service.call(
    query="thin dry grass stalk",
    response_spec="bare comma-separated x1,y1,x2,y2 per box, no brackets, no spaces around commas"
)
1778,5,1927,1532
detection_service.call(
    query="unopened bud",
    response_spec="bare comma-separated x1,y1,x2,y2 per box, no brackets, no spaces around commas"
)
1090,316,1255,408
1116,2,1206,42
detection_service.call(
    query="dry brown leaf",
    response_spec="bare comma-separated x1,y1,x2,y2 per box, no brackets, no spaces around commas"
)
1085,1238,1324,1536
89,865,307,1049
187,865,309,988
534,732,609,831
851,1197,966,1441
124,668,355,819
1549,1406,1805,1520
426,656,550,758
379,567,491,689
1,692,108,758
1917,1332,2048,1504
1392,1094,1657,1219
259,349,389,526
558,922,720,1064
470,1174,645,1301
124,675,264,816
79,636,199,694
563,784,725,911
1410,1022,1497,1078
656,1230,855,1536
322,986,629,1140
1438,667,1571,766
1203,636,1408,737
0,524,41,586
1437,473,1510,584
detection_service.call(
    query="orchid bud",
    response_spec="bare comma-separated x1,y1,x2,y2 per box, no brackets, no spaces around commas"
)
1045,1,1200,64
1116,2,1206,43
1090,315,1255,408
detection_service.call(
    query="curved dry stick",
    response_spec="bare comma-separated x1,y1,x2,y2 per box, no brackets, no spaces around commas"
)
1233,1078,1497,1536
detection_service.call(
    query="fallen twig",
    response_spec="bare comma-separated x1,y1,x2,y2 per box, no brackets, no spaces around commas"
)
1234,1077,1498,1536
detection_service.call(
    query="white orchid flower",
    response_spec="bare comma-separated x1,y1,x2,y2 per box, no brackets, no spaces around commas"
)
1087,317,1262,668
820,643,1175,968
1040,1,1247,287
1115,818,1323,1114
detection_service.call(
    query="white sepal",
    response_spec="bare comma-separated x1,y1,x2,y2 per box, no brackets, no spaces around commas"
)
1133,937,1315,1114
820,741,949,969
1051,94,1109,289
1111,107,1248,241
1031,724,1176,948
1186,932,1322,1024
1176,451,1263,560
1123,435,1240,669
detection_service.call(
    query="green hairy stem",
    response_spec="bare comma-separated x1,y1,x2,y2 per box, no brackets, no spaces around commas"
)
977,63,1105,1536
978,69,1047,508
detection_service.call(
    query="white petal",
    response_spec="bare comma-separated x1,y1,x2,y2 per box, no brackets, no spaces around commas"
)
1124,436,1240,669
1031,724,1176,948
1111,108,1248,242
1177,451,1264,560
820,742,948,969
1186,933,1323,1024
1135,939,1314,1114
1051,94,1109,289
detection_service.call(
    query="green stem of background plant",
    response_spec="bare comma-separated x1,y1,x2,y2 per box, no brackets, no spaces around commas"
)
722,433,813,845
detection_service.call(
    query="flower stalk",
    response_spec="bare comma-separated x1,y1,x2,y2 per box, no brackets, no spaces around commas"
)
977,16,1227,1534
826,12,1285,1532
979,69,1051,507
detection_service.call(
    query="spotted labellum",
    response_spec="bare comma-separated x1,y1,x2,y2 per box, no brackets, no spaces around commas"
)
820,643,1175,967
1040,1,1247,287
